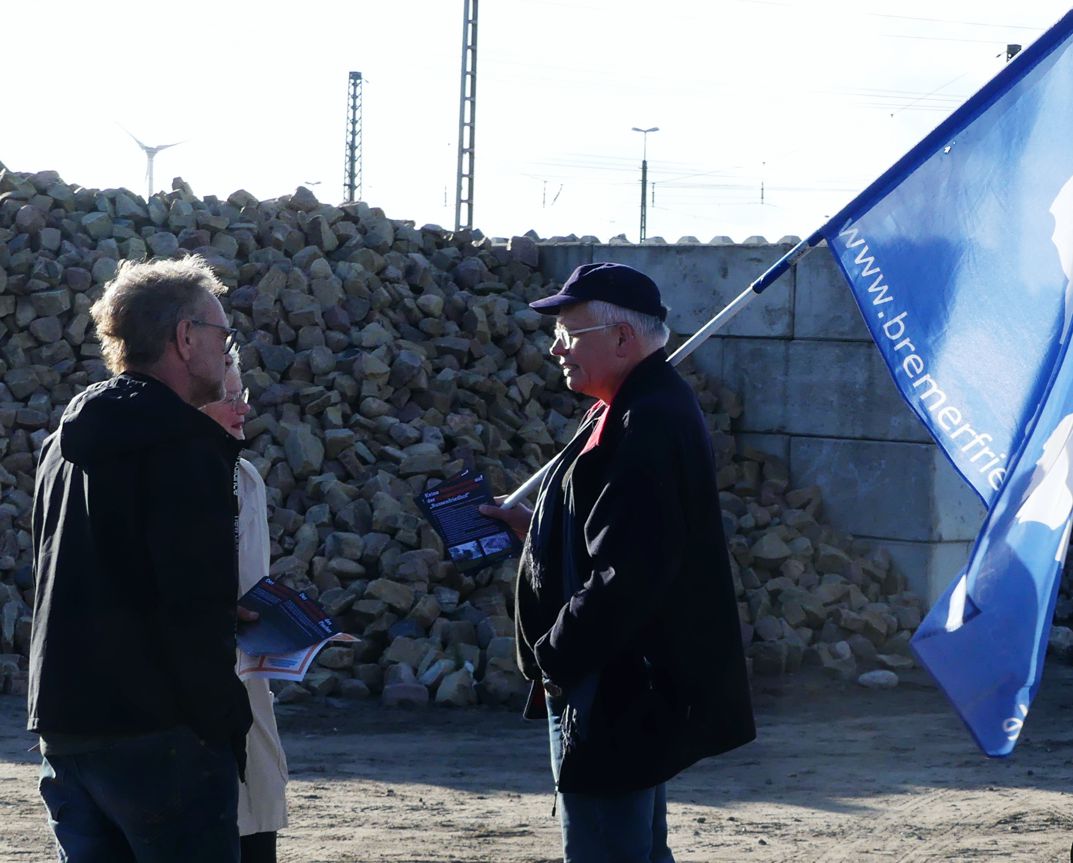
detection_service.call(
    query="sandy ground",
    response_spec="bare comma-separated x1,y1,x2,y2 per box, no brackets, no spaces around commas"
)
2,665,1073,863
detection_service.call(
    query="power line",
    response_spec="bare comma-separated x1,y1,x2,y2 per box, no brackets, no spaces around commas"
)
884,33,1033,45
865,10,1045,31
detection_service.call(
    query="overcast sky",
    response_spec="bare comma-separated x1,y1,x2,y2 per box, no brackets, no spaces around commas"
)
4,1,1070,243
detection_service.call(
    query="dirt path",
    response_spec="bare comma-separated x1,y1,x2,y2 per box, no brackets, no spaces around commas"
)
3,665,1073,862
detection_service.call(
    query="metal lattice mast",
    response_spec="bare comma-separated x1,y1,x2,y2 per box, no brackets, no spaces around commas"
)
454,0,478,230
344,71,363,203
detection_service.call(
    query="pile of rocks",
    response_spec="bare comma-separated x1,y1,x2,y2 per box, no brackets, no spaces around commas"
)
673,379,923,685
0,168,923,705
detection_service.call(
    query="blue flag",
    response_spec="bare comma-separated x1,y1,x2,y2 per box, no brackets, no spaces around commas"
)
913,354,1073,755
815,10,1073,755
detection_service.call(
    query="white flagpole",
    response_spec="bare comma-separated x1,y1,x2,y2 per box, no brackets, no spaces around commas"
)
501,233,822,509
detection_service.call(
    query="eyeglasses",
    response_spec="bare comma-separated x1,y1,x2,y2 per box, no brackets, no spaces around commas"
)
552,322,621,349
188,319,240,353
220,388,250,409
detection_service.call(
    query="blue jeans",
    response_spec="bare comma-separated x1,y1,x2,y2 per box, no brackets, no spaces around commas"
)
38,726,240,863
548,700,675,863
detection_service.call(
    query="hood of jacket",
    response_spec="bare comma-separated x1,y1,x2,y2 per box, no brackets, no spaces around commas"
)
57,372,236,467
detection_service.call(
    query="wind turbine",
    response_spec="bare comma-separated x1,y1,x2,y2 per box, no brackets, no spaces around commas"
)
122,128,185,199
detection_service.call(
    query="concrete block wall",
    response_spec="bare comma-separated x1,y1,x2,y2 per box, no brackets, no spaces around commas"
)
536,240,987,606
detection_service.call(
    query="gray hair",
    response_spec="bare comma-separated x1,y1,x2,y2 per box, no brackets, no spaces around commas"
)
90,255,226,374
585,300,670,349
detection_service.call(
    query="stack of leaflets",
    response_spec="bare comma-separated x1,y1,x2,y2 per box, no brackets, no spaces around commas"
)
236,576,357,682
415,468,523,572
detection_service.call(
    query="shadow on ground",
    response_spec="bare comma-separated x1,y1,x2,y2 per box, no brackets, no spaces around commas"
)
3,662,1073,821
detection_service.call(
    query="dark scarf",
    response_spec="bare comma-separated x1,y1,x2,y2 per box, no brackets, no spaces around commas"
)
520,405,603,593
519,405,606,758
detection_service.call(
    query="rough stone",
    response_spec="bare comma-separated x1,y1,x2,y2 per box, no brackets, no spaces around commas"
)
276,683,312,704
857,670,899,689
316,645,356,669
1048,625,1073,660
365,579,415,615
284,424,325,478
381,682,429,708
751,533,792,568
434,667,477,706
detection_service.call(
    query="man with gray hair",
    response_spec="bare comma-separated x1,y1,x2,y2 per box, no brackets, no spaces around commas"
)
28,255,252,862
483,262,755,862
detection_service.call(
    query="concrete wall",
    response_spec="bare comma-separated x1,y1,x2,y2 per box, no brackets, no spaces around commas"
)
536,240,987,606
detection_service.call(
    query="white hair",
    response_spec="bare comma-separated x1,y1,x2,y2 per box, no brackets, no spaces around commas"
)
585,300,670,349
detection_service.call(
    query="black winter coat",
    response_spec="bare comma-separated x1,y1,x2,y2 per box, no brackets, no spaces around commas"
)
515,350,755,794
28,373,252,762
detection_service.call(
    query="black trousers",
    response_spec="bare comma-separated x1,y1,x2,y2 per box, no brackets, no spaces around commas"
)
240,831,276,863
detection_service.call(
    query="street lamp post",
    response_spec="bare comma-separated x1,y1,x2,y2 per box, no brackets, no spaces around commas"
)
631,127,659,241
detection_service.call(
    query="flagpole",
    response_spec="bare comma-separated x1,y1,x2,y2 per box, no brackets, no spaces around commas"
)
668,232,821,365
501,232,824,508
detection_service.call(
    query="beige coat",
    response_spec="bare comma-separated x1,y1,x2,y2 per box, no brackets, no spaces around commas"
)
236,459,289,836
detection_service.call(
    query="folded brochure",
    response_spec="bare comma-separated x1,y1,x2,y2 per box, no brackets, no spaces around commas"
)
237,575,338,655
415,468,522,572
236,576,356,682
236,632,358,683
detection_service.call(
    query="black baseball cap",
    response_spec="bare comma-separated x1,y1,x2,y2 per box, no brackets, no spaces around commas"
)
529,262,668,321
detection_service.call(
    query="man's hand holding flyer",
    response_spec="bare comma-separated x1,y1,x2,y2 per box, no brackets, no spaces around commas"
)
416,469,523,571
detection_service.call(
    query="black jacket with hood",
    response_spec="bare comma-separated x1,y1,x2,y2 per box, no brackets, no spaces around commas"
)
515,349,755,794
28,372,252,763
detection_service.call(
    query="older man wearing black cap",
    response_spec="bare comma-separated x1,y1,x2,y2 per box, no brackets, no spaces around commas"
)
482,262,755,863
